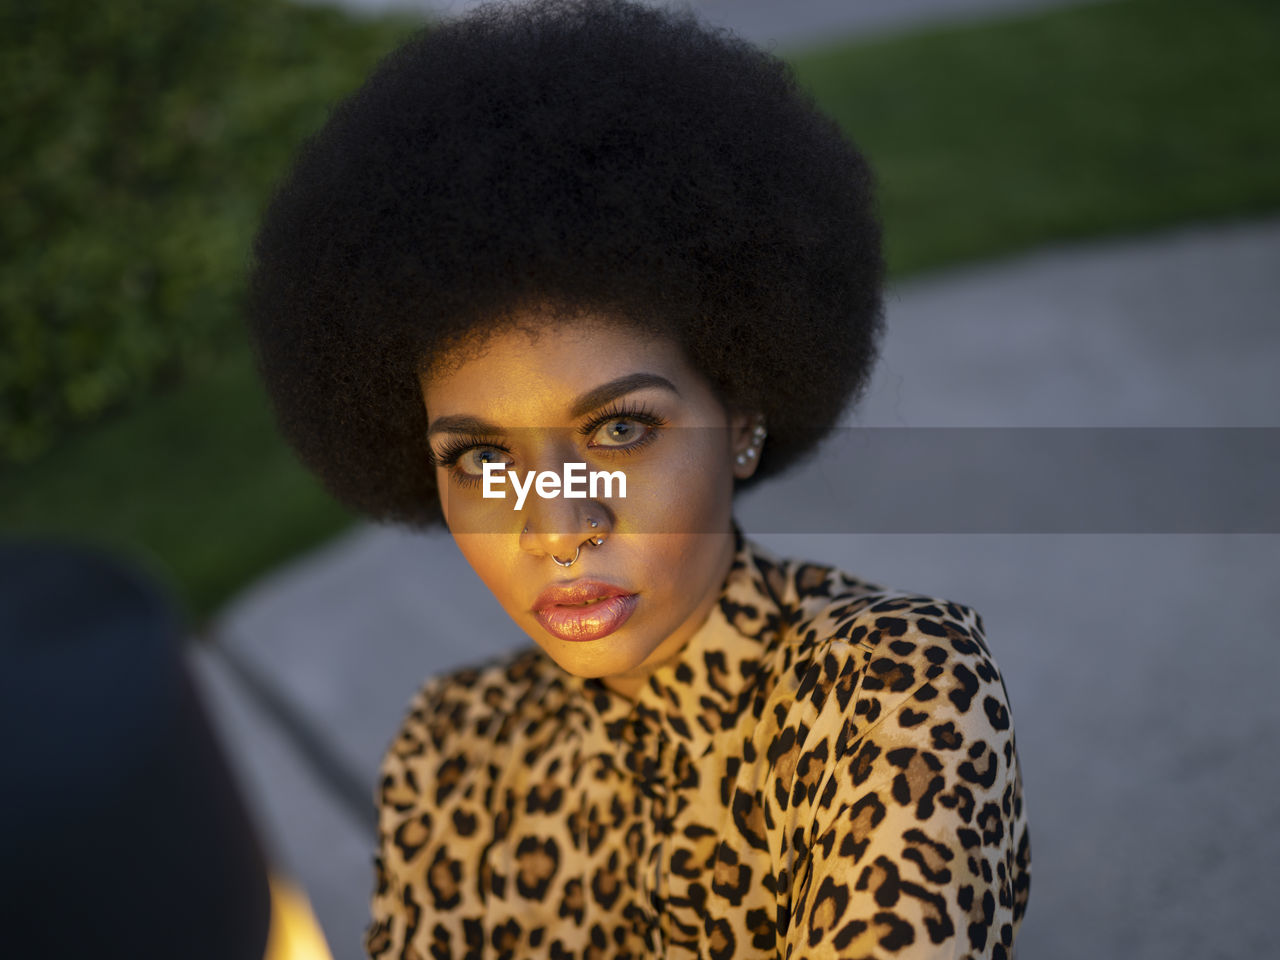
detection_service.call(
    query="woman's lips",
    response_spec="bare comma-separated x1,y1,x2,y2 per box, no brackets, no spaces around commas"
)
534,594,639,642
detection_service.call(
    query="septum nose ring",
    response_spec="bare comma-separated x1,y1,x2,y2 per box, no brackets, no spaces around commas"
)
551,547,580,568
540,518,605,568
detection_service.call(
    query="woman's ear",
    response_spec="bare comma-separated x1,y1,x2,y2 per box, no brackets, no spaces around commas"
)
729,408,767,479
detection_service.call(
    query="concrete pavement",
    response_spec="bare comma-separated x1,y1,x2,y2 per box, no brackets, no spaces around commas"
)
190,215,1280,960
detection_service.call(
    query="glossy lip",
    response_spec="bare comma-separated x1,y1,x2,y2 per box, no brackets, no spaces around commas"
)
531,578,633,612
531,579,638,643
535,594,639,642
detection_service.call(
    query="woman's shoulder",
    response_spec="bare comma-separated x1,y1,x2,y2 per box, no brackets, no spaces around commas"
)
399,641,564,734
743,541,1032,950
746,539,1012,731
375,644,564,805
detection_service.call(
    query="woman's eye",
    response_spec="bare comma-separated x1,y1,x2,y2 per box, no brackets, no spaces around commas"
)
589,417,651,448
456,447,514,476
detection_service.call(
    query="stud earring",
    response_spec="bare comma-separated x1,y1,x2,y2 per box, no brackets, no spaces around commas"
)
736,417,767,466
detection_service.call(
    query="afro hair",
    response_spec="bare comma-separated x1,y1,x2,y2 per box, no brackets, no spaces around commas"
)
246,0,884,528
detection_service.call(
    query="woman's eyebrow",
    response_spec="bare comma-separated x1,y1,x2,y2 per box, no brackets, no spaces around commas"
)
427,373,680,438
567,373,680,419
426,414,499,438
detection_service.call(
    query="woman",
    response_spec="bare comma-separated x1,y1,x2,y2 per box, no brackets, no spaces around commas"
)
247,1,1031,956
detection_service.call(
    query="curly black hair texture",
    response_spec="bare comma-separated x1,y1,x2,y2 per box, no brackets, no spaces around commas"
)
247,0,884,528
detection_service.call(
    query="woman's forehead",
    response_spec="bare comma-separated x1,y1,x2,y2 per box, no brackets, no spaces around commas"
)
420,315,697,417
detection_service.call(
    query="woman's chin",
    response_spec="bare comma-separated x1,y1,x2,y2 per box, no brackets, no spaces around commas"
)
533,627,654,683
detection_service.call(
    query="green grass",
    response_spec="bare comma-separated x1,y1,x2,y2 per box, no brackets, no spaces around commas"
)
3,0,1278,626
787,0,1280,275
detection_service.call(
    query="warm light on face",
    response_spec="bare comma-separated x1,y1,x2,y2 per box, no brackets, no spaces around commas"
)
420,316,761,699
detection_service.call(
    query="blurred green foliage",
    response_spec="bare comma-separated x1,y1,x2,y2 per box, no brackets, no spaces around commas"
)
0,0,420,462
2,0,1278,623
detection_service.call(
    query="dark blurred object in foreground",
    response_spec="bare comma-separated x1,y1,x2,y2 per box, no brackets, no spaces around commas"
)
0,539,271,958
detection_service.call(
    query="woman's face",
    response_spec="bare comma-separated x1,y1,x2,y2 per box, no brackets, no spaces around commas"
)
420,315,762,700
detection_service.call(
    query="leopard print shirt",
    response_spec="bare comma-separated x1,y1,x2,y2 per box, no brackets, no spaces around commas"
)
365,530,1031,959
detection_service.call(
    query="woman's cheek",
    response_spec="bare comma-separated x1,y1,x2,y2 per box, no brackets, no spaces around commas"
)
440,475,511,534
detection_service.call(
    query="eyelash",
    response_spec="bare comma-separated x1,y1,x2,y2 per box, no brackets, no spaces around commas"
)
430,402,669,487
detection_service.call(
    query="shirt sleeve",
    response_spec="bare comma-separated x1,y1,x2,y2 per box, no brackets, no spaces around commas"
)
785,613,1031,959
364,676,452,960
363,741,417,959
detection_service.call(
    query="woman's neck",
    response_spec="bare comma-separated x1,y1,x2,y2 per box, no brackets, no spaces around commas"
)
597,530,737,702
